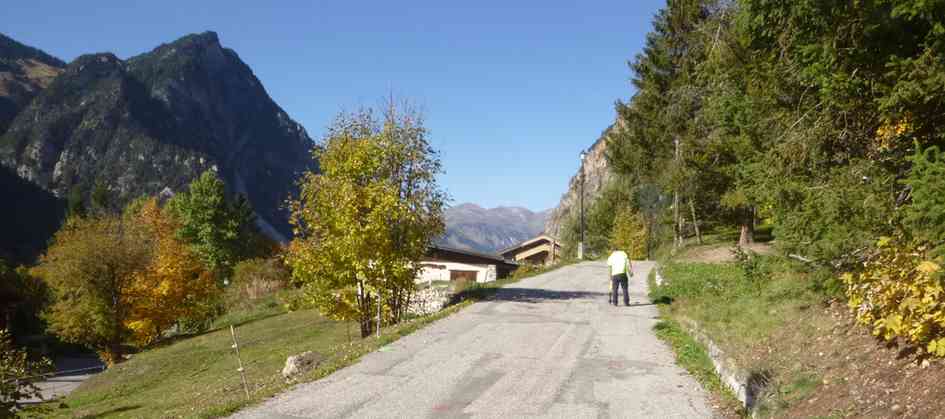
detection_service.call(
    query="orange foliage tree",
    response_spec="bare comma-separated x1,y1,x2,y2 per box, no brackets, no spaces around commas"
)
39,198,219,365
124,199,220,346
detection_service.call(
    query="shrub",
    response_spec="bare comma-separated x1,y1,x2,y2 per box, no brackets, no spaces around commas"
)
226,258,288,309
276,288,307,312
732,246,770,290
0,329,52,414
843,236,945,356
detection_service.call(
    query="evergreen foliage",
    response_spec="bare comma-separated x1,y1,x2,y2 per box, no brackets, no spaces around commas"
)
611,0,945,356
903,145,945,258
166,170,259,280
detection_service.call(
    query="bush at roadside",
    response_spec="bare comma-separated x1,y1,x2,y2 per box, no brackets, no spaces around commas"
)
227,258,289,309
843,236,945,356
0,329,52,415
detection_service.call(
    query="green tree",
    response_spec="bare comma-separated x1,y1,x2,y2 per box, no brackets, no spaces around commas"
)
166,170,257,279
286,105,446,338
609,0,721,250
90,181,111,215
560,180,632,258
66,186,86,218
903,144,945,258
0,261,48,338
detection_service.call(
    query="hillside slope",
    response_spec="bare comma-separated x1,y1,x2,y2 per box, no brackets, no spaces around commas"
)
0,33,65,135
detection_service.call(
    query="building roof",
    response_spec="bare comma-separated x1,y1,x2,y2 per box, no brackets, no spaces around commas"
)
498,234,561,256
427,244,517,265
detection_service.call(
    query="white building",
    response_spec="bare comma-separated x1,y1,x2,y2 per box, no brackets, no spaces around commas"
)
417,245,518,285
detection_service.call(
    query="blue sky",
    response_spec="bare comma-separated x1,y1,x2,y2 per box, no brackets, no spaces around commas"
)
4,1,664,211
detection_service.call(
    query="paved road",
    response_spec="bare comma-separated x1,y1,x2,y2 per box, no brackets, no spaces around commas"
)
19,356,103,404
234,261,714,418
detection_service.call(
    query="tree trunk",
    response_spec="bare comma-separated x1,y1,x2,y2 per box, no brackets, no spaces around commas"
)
357,283,372,338
360,317,372,338
673,191,681,249
738,208,755,247
673,137,682,250
689,199,703,245
101,342,124,367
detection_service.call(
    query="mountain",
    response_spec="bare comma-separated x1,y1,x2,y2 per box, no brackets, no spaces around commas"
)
0,33,65,135
0,165,65,263
544,123,617,238
0,32,314,245
440,203,550,254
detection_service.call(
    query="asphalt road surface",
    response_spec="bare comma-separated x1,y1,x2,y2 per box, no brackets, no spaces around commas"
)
233,261,714,418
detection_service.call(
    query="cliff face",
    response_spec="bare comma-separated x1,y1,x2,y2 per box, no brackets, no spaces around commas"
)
0,32,314,241
544,125,616,238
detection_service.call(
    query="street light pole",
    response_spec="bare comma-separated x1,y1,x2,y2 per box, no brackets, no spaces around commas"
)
578,149,587,260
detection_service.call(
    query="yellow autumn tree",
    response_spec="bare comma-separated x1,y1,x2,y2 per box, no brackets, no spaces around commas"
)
39,198,218,365
610,207,647,260
286,105,446,338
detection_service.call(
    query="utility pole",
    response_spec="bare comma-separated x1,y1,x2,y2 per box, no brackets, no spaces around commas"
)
578,149,587,260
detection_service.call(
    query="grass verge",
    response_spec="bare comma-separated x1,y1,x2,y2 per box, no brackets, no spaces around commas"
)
650,248,830,417
652,319,737,401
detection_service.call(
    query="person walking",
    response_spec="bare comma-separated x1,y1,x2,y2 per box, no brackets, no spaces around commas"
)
607,248,632,306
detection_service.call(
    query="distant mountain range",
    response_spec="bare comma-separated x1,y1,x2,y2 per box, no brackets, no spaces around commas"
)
439,203,550,254
0,32,314,262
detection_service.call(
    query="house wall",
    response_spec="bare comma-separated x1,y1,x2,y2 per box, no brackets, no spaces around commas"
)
417,261,497,284
502,239,563,267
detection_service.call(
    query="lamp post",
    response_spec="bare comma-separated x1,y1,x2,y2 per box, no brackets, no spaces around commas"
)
578,149,587,260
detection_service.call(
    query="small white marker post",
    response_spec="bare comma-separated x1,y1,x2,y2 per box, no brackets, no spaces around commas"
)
230,325,251,400
376,293,382,338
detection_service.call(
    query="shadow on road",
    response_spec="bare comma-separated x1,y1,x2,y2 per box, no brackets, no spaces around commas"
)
490,287,609,303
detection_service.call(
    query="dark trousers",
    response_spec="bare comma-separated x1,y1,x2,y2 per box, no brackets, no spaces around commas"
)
611,273,629,306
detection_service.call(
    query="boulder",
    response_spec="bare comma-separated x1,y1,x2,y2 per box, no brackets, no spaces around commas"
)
281,351,322,380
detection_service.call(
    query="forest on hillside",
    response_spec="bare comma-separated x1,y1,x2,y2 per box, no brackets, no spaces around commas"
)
564,0,945,357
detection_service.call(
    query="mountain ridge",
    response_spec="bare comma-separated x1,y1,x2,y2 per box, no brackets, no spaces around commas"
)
440,203,550,254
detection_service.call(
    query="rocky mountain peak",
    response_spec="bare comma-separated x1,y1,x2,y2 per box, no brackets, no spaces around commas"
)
0,32,314,247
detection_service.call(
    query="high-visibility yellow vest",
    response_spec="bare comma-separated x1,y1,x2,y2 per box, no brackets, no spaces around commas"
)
607,251,631,276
